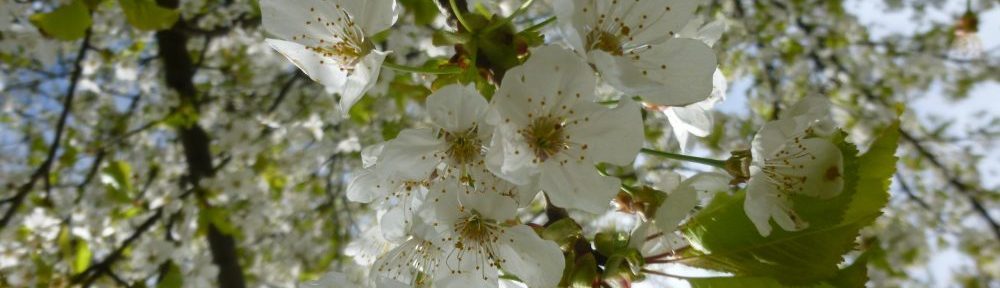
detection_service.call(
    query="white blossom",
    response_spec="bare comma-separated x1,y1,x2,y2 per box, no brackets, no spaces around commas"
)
261,0,399,113
488,45,643,214
554,0,717,106
744,97,844,236
376,84,493,181
375,176,564,288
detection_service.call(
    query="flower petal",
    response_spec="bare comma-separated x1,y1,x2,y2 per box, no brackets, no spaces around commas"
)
632,38,717,106
377,128,445,180
266,39,349,90
498,225,566,288
260,0,333,41
589,49,660,95
339,50,388,113
347,169,383,203
338,0,400,34
773,138,844,199
565,98,643,166
744,175,808,237
427,84,489,132
539,158,619,214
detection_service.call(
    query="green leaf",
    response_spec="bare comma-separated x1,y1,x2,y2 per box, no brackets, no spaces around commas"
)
687,256,868,288
399,0,439,26
29,0,92,41
680,126,899,285
156,262,184,288
200,207,239,236
688,276,785,288
119,0,179,31
843,122,899,223
827,254,869,288
73,241,92,274
102,161,134,203
540,218,583,250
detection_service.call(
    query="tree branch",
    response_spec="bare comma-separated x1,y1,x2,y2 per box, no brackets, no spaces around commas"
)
72,209,163,286
154,0,247,285
0,29,92,230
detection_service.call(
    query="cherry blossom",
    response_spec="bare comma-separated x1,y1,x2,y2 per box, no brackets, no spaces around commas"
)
261,0,399,113
744,97,845,236
554,0,717,106
488,45,644,214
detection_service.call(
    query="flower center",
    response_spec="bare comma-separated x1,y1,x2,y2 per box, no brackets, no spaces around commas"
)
522,116,568,162
444,127,482,166
586,29,625,56
306,7,375,71
452,212,504,272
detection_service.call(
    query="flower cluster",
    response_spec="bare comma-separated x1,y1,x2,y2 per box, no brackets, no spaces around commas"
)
260,0,846,286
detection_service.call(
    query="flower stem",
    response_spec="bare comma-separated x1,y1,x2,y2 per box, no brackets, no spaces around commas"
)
382,62,463,74
450,0,474,32
640,148,727,168
486,0,535,32
519,16,556,34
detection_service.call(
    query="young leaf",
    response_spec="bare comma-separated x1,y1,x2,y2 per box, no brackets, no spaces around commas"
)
73,241,92,274
119,0,179,31
29,0,92,41
157,262,184,288
101,161,135,203
680,126,899,285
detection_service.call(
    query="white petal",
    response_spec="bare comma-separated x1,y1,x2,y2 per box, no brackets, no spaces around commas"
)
347,169,383,203
376,128,445,180
339,50,388,113
260,0,332,41
744,176,808,237
780,96,835,136
424,177,519,236
494,46,595,126
266,39,349,90
751,118,804,165
498,225,566,288
565,98,643,166
654,185,697,233
667,105,712,137
338,0,400,34
435,270,496,288
539,158,618,214
665,103,712,152
631,38,717,106
378,205,409,242
654,172,729,233
625,0,703,45
685,172,732,192
361,143,385,168
773,138,844,199
486,129,539,186
590,50,660,95
372,238,439,287
553,0,588,53
653,171,682,192
427,84,489,132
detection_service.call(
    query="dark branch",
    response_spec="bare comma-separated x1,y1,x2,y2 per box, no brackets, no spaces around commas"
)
73,209,163,286
0,29,92,230
154,1,247,285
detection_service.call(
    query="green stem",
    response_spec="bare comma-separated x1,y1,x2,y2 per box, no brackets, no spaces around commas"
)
640,148,727,168
485,0,536,32
450,0,474,32
520,16,556,34
509,0,535,21
382,61,463,74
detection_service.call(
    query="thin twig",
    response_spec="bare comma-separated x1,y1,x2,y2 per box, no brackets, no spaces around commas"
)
0,29,92,230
